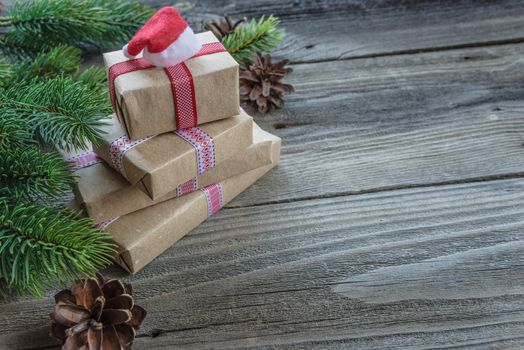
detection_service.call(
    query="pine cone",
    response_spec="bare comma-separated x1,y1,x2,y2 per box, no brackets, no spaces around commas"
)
240,53,294,113
50,274,146,350
204,15,245,40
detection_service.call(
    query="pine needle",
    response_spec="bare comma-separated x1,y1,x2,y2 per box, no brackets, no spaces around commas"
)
77,66,107,90
13,45,82,81
1,0,154,56
0,201,116,297
0,57,13,87
0,109,32,150
1,75,111,150
0,146,75,201
222,16,285,68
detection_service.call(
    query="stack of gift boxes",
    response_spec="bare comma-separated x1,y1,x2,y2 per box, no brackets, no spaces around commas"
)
65,31,281,273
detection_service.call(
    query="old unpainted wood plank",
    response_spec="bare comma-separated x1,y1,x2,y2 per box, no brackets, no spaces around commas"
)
77,0,524,66
225,42,524,206
1,178,524,349
142,0,524,63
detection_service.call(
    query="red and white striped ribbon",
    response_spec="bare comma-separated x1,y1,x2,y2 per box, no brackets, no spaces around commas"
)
201,183,224,217
67,151,103,170
109,134,153,178
176,177,198,197
108,59,154,122
108,42,227,130
175,127,216,175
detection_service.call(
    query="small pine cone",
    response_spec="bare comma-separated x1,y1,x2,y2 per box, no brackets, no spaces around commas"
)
240,53,294,113
204,15,245,40
50,274,146,350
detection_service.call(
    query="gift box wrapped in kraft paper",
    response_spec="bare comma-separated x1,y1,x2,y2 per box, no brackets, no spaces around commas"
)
100,143,280,274
104,31,239,140
66,124,280,223
94,111,253,200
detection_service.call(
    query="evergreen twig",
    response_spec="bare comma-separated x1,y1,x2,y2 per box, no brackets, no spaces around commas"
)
13,45,82,81
0,147,75,201
221,15,285,68
0,201,116,297
76,66,107,90
0,57,13,87
0,109,32,150
1,75,111,150
0,0,154,56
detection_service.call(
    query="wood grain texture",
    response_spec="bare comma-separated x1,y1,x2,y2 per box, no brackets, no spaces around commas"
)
2,1,524,349
1,179,524,349
79,0,524,66
230,42,524,206
145,0,524,63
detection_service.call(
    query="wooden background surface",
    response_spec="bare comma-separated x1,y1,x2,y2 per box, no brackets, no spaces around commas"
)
2,0,524,349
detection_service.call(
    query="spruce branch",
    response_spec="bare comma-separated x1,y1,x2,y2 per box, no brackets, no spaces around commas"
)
1,0,154,56
0,146,74,201
1,75,110,150
0,109,32,150
0,200,116,297
221,15,285,68
0,33,37,61
76,66,107,90
13,45,82,81
0,57,13,88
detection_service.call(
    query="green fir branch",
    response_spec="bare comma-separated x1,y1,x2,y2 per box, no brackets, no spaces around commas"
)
1,75,110,150
0,0,154,56
0,147,75,201
76,66,107,90
12,45,82,81
0,109,32,150
222,15,285,68
0,57,13,88
0,201,116,297
0,34,38,61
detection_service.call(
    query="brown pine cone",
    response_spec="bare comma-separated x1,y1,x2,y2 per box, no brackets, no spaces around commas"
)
240,53,294,113
204,15,245,40
50,274,146,350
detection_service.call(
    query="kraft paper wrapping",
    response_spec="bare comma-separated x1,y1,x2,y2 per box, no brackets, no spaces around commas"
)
104,31,239,140
67,124,279,223
94,111,253,200
104,139,281,273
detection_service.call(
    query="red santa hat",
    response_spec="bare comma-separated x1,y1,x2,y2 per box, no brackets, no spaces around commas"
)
123,7,202,67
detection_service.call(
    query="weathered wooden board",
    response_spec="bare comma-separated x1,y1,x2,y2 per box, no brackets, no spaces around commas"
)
79,0,524,66
228,42,524,206
2,1,524,349
143,0,524,63
1,178,524,349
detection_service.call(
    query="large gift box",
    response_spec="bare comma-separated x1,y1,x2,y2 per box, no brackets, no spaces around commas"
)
94,110,253,200
104,31,239,140
67,124,280,223
77,139,281,273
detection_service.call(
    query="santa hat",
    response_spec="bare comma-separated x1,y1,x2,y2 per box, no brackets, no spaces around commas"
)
123,7,202,67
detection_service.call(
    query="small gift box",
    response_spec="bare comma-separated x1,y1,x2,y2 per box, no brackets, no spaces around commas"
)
66,124,280,223
94,110,253,200
68,144,280,274
104,31,239,140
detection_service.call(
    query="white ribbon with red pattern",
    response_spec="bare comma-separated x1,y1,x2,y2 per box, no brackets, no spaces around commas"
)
94,216,120,229
176,177,198,196
109,134,153,178
67,151,103,170
175,127,216,175
201,183,224,217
